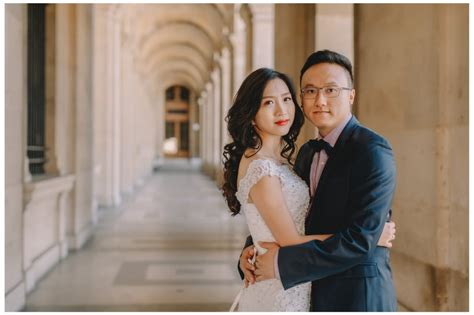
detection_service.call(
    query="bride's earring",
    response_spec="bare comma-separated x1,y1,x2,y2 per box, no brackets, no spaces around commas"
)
250,123,258,140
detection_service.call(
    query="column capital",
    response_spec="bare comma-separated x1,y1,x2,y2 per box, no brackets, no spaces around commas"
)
213,52,222,69
230,14,246,48
106,4,122,23
205,81,213,92
249,4,274,21
211,67,220,83
223,26,230,36
197,97,204,106
250,4,275,69
221,46,231,59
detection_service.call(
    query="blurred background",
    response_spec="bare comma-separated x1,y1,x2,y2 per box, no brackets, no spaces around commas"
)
5,3,468,311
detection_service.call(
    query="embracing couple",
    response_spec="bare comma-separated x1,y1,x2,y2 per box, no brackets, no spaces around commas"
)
222,50,398,312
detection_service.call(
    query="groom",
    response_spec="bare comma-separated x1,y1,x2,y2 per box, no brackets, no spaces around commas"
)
239,50,397,311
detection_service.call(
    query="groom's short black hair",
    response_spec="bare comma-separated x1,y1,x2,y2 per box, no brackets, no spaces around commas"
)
300,50,354,86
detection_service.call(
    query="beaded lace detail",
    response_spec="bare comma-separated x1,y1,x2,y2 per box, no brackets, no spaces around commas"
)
236,159,311,311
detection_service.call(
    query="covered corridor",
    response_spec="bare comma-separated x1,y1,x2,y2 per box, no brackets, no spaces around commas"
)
24,159,247,311
5,3,468,311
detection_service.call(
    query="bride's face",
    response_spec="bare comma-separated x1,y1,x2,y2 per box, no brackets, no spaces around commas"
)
253,78,295,139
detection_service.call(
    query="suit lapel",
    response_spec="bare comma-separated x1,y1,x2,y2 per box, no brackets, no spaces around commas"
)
295,144,317,187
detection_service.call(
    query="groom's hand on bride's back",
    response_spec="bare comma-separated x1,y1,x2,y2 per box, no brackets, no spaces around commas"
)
240,245,256,287
255,242,280,282
377,221,396,248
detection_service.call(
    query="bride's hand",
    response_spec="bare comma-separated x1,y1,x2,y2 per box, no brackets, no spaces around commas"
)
240,245,256,287
378,221,396,248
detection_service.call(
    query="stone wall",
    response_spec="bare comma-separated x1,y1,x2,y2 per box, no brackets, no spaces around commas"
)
5,4,27,311
5,4,468,311
355,4,468,311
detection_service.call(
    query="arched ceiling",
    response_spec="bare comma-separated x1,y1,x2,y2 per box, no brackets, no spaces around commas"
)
140,4,225,47
139,23,214,69
159,73,198,93
120,4,234,98
145,45,210,84
151,59,206,87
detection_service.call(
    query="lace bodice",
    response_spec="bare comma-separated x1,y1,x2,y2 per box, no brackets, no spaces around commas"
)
236,159,310,255
235,159,311,311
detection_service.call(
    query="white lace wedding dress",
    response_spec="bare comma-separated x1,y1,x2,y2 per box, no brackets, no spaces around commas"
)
235,159,311,312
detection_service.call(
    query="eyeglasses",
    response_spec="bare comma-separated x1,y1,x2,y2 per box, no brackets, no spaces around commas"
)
301,86,352,100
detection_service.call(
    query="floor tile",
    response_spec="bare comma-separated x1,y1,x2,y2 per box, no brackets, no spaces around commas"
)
25,158,248,311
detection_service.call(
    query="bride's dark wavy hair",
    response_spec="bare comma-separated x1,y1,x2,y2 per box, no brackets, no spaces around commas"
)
222,68,304,215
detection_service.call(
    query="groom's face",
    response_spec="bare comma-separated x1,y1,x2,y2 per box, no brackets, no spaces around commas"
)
300,63,355,137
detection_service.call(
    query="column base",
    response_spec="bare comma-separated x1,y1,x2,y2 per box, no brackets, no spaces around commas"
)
5,280,26,311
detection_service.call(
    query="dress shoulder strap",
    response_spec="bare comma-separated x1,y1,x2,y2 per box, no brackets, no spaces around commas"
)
236,159,282,205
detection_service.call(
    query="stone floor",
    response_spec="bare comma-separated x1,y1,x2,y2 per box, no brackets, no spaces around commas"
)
25,158,249,311
24,158,407,312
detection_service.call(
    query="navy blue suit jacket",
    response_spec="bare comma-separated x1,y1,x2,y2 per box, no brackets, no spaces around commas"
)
278,116,397,311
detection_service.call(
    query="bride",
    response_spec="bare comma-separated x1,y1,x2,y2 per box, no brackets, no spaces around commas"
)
222,68,394,311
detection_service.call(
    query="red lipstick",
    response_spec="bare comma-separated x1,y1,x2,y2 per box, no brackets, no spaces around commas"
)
275,119,289,126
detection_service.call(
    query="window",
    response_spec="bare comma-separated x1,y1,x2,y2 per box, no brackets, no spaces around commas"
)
179,122,189,151
166,121,175,139
167,109,187,115
166,87,175,101
179,86,189,101
27,4,47,175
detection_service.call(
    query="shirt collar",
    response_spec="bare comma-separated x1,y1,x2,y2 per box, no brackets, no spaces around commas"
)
319,113,352,147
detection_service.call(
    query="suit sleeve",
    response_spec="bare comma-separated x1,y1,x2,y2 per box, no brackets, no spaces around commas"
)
237,235,254,280
278,139,396,290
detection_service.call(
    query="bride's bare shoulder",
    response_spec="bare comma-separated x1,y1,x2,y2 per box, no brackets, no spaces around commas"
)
237,151,258,183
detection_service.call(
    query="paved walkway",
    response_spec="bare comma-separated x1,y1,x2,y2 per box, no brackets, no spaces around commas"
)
25,158,248,311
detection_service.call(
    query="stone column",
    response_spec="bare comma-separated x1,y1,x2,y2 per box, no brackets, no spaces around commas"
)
312,4,355,136
120,37,135,196
274,4,316,146
70,3,95,249
189,90,199,158
249,4,275,69
197,91,205,161
314,5,354,62
155,87,165,159
220,46,232,148
204,82,214,177
103,5,121,206
231,4,248,93
200,91,205,169
218,46,232,185
55,4,78,254
92,3,122,207
199,92,205,167
211,65,221,180
355,4,468,311
432,5,468,311
5,4,27,311
55,4,76,177
44,5,59,175
202,92,207,164
133,74,155,183
92,4,107,209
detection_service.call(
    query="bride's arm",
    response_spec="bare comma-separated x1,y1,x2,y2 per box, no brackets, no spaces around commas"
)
249,175,395,247
249,175,330,246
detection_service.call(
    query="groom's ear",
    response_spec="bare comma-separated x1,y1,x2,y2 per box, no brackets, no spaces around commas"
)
349,89,356,105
